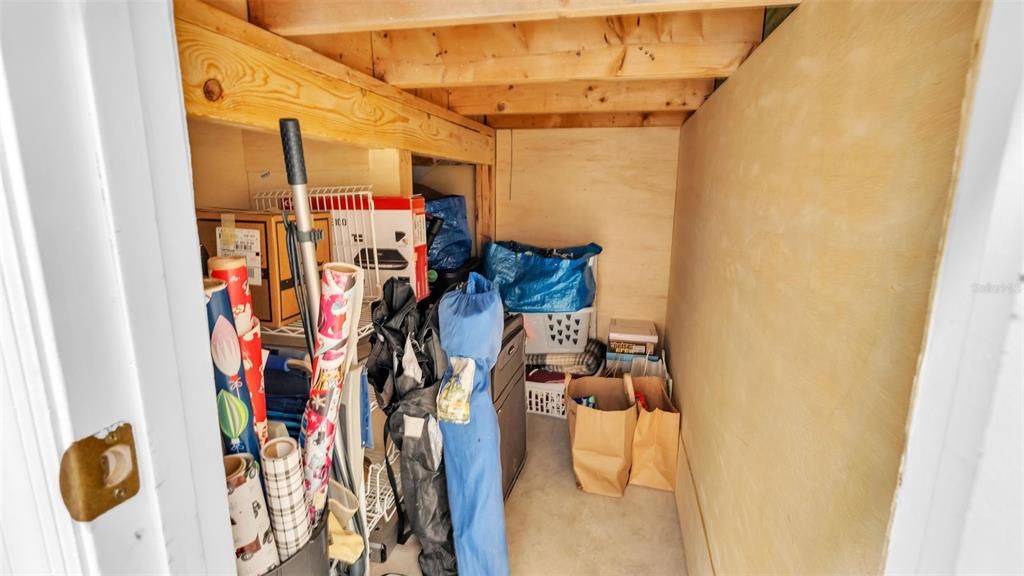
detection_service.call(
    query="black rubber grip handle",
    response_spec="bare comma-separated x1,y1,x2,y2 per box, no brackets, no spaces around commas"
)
279,118,307,185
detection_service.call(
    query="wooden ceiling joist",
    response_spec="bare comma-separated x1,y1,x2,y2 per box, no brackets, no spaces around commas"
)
174,0,494,164
479,111,692,129
370,9,764,88
250,0,796,37
445,79,713,115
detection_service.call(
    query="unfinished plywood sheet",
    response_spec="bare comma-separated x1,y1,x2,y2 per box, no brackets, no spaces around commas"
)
186,118,249,209
675,437,713,576
187,119,415,211
664,1,986,573
496,127,678,339
239,129,373,193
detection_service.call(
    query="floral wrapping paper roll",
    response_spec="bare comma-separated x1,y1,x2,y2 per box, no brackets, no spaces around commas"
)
225,454,279,576
204,279,260,464
300,264,361,523
261,437,312,560
209,256,269,446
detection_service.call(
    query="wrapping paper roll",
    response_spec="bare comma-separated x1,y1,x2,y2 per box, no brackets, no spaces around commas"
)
225,454,280,576
300,263,362,522
204,279,260,463
261,437,312,560
210,256,269,446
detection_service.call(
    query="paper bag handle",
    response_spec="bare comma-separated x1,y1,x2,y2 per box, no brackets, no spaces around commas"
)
623,373,636,406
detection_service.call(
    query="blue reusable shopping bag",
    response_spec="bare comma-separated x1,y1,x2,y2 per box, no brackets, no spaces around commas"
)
426,196,472,271
482,241,601,313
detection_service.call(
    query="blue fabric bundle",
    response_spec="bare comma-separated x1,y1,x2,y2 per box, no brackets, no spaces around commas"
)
437,273,509,576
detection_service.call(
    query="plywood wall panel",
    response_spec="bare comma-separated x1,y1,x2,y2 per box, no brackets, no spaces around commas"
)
676,437,714,576
664,1,985,574
186,118,249,209
495,127,678,339
187,119,415,211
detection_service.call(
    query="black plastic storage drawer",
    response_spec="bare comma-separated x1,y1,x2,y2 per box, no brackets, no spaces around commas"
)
492,313,525,403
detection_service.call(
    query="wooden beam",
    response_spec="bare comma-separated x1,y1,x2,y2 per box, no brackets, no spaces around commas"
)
177,1,487,133
200,0,246,20
250,0,797,37
482,111,691,129
446,79,712,115
174,0,494,164
371,10,763,88
286,32,375,76
474,163,496,250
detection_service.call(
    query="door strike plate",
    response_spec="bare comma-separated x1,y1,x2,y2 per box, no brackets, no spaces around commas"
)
59,422,140,522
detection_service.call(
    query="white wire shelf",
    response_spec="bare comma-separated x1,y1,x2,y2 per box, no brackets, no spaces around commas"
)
252,185,383,301
364,453,397,534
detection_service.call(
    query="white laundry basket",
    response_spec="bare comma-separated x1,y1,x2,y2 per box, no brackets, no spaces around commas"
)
522,307,593,354
525,379,567,418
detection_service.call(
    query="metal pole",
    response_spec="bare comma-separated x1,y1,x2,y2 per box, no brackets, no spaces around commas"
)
279,118,321,322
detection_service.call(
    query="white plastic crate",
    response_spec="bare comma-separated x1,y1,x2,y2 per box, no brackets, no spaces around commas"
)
523,307,593,354
525,379,567,418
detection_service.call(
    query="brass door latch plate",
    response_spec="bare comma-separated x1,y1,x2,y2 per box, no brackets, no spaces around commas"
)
59,422,140,522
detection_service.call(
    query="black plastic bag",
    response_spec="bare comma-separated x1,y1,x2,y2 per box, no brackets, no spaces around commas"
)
366,278,457,576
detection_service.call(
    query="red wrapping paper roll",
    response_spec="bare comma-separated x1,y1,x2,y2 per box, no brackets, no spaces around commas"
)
209,256,268,446
300,263,361,522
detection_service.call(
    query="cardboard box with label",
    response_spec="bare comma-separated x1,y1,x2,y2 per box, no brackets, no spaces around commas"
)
196,209,332,328
327,195,428,301
608,318,659,356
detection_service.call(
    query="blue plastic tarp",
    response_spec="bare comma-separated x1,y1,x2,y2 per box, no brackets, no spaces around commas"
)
482,241,601,313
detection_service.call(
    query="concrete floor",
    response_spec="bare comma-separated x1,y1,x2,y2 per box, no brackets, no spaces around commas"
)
374,414,687,575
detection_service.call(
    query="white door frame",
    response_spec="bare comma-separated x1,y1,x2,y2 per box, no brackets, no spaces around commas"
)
1,0,1020,574
0,1,232,573
885,1,1023,572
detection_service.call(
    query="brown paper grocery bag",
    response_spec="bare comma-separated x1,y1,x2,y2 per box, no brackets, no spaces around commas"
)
565,376,638,497
629,375,680,491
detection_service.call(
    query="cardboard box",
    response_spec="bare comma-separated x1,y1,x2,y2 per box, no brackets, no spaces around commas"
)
608,318,659,355
328,195,428,300
196,209,332,328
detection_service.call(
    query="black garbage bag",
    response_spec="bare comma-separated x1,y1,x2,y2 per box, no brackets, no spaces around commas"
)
366,278,457,576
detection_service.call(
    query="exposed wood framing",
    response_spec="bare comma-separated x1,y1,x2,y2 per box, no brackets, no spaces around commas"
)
474,163,496,250
250,0,796,37
174,0,494,164
286,32,375,76
409,88,452,109
446,79,712,115
368,149,414,197
370,10,763,88
200,0,246,20
481,111,691,129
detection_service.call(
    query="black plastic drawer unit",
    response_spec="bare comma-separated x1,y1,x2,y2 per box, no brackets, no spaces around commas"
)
492,314,527,499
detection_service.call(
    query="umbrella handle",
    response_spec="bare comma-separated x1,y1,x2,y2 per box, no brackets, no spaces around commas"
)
279,118,321,324
280,118,307,185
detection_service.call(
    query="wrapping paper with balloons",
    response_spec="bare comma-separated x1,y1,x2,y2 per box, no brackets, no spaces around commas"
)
209,256,269,446
204,279,261,464
300,264,362,523
224,453,279,576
